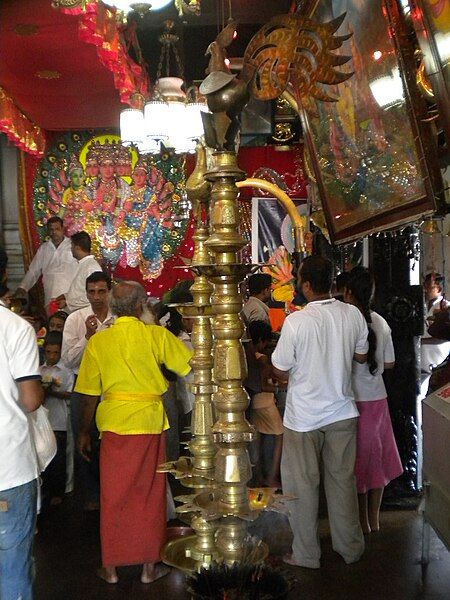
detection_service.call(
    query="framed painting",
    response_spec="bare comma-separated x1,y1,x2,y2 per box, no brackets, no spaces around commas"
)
299,0,441,244
409,0,450,147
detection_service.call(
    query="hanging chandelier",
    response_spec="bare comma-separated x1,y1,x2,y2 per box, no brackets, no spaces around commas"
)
104,1,171,17
103,1,202,20
120,19,207,154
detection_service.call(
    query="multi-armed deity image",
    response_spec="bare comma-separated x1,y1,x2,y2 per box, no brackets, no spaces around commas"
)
39,136,188,280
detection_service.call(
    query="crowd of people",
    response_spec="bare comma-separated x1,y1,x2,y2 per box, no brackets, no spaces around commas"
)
0,221,193,597
7,218,449,597
242,259,403,569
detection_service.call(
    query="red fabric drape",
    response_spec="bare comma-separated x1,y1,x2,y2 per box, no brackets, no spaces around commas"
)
0,87,46,158
59,1,149,105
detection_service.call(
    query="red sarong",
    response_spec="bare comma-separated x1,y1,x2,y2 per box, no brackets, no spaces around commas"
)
100,431,167,566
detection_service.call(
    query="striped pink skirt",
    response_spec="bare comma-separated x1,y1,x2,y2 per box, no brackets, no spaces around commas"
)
355,399,403,494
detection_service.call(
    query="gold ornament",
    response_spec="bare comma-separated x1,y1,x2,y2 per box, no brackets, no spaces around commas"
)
272,123,294,143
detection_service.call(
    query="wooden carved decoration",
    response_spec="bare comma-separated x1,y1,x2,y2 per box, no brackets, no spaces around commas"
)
243,13,353,115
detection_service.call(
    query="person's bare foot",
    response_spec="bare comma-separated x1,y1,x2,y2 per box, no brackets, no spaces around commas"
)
283,553,320,569
97,566,118,584
141,563,171,584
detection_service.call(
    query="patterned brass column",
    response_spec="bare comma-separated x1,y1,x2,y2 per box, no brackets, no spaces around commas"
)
204,150,255,564
160,144,220,570
181,148,219,566
184,144,216,486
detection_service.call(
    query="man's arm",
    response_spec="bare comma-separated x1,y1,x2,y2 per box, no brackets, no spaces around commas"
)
353,352,367,364
18,378,44,413
271,318,296,379
162,329,194,377
47,388,71,400
78,394,100,462
11,318,42,411
272,366,290,381
61,314,88,371
354,309,369,364
17,245,45,293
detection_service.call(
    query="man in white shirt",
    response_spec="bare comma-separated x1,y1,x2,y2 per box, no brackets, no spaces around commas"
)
61,271,114,510
241,273,272,327
57,231,103,313
272,255,368,569
62,271,114,374
421,272,450,378
16,216,78,312
0,301,44,599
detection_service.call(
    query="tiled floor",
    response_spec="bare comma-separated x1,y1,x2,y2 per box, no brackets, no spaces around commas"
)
34,495,450,599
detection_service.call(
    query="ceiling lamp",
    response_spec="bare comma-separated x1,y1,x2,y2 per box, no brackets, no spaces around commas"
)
104,0,202,19
120,20,207,154
104,1,172,19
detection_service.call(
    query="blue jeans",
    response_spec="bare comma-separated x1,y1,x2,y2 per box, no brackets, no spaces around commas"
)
0,479,37,600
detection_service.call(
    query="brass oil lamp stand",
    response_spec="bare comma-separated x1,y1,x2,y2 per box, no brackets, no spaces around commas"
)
161,148,270,570
160,147,303,573
160,144,220,570
159,4,352,573
201,150,262,564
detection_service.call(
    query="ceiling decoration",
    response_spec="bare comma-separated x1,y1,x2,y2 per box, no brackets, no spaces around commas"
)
0,0,147,131
66,2,150,105
0,0,292,148
52,0,202,20
35,70,62,80
13,23,40,35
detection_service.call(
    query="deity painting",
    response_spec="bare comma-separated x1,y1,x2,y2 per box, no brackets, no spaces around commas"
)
35,133,189,281
302,0,436,243
54,156,93,235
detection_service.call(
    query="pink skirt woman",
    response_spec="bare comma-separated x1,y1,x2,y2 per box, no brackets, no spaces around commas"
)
355,399,403,494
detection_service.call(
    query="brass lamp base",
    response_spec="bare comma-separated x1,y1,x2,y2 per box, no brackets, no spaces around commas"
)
161,535,202,572
162,534,269,572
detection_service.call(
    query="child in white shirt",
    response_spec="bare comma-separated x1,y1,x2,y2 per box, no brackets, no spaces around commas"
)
40,331,73,508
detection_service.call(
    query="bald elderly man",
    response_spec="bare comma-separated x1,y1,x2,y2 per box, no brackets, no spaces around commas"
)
75,281,192,585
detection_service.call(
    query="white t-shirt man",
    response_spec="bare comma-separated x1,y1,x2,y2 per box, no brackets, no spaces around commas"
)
0,305,41,491
61,306,114,374
272,298,368,432
352,311,395,402
19,237,78,307
65,255,102,313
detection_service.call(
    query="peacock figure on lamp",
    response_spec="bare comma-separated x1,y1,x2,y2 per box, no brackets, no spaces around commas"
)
199,12,353,151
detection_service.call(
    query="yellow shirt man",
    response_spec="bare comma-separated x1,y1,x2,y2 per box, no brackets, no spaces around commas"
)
75,316,192,435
